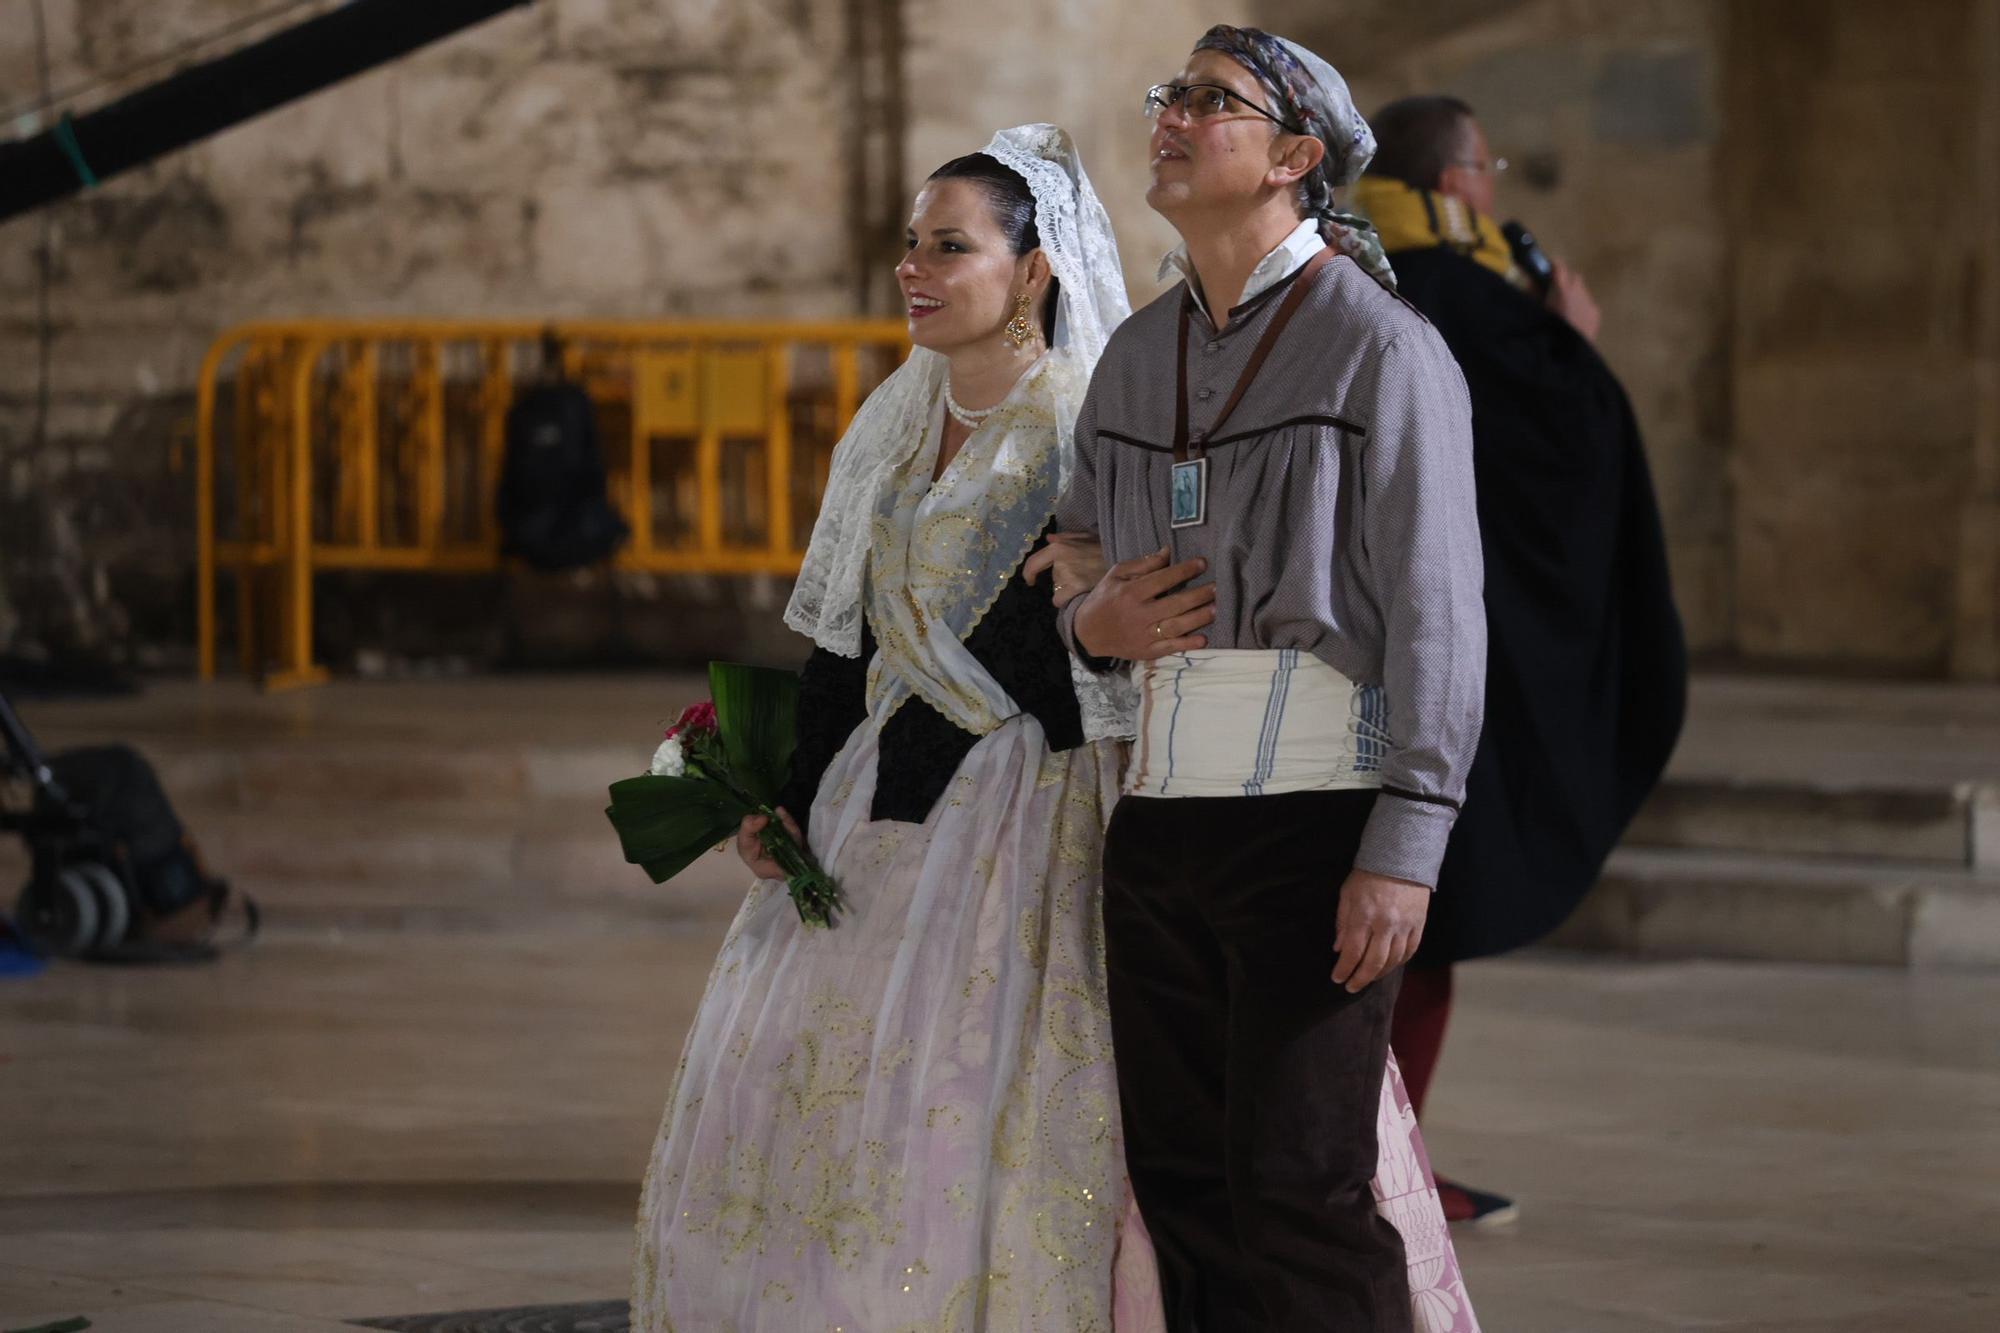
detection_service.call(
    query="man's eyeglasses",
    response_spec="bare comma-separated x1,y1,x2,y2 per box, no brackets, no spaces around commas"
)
1143,82,1304,134
1453,156,1510,175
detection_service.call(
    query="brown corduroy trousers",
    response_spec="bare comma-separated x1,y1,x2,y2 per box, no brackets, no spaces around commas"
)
1103,789,1413,1333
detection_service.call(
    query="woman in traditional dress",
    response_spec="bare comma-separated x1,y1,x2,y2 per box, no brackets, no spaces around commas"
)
631,123,1478,1333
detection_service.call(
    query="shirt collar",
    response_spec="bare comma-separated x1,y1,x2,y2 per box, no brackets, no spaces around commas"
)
1157,217,1326,323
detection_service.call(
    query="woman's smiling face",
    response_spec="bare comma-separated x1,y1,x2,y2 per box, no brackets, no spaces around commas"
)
895,179,1031,354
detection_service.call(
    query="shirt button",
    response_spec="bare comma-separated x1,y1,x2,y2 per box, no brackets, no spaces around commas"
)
1205,340,1221,353
1196,387,1215,401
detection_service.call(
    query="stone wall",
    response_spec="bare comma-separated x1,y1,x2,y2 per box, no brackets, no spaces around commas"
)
3,0,1996,678
1724,0,2000,676
1268,0,2000,677
903,0,1251,304
1269,0,1736,656
0,0,860,668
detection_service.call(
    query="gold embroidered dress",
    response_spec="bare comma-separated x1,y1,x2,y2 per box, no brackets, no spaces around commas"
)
632,353,1135,1331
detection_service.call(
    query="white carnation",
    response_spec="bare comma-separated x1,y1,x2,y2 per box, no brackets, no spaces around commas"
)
650,735,686,777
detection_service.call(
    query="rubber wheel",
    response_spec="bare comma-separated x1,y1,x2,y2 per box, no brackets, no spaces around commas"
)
14,867,100,957
74,862,130,953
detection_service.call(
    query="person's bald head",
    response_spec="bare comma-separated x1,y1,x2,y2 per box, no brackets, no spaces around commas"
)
1369,95,1497,217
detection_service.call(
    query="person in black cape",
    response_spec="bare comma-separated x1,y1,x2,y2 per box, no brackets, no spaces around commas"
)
1351,95,1689,1224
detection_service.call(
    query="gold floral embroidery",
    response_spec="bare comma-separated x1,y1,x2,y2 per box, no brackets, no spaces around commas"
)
878,1038,915,1078
672,994,910,1272
889,1270,1020,1333
633,725,1128,1331
864,357,1074,735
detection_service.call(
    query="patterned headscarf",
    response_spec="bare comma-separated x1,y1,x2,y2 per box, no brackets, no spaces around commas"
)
1193,24,1397,291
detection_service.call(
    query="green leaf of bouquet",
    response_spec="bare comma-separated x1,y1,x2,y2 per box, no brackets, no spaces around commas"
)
707,661,799,806
605,774,748,884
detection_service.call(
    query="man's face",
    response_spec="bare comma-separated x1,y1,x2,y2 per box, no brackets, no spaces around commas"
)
1436,117,1498,218
1146,49,1291,220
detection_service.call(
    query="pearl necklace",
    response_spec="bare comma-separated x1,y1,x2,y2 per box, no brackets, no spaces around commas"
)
943,377,1000,429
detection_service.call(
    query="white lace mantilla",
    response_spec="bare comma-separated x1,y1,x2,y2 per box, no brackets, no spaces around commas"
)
784,124,1138,741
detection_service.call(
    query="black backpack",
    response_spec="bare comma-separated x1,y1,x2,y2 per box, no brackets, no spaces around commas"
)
497,380,631,572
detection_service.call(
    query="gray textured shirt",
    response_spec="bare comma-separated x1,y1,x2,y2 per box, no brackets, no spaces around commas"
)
1057,246,1486,889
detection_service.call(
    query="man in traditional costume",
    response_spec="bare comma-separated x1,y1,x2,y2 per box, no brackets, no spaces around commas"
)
1057,28,1485,1333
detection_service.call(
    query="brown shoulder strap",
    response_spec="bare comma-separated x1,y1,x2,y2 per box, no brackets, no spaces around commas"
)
1204,246,1333,445
1174,245,1334,462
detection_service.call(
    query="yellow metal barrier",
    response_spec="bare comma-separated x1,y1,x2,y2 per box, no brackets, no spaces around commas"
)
197,319,910,688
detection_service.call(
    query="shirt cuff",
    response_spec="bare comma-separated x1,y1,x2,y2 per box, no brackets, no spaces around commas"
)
1354,792,1459,890
1057,597,1123,674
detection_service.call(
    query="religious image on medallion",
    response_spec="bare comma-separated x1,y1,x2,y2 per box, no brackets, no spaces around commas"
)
1171,456,1208,529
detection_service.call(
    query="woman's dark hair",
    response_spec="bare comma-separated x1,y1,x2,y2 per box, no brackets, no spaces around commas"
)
927,153,1060,344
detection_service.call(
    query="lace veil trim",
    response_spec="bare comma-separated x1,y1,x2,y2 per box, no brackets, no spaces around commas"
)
785,124,1138,741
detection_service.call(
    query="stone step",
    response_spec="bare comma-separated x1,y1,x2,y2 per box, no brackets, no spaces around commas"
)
189,806,763,925
15,802,2000,966
0,806,754,934
243,871,748,935
1627,777,1989,867
134,741,646,818
146,750,1998,870
186,805,625,890
1555,846,2000,969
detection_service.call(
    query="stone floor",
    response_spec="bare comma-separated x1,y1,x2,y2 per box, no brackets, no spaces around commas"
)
3,672,1997,1330
3,929,1996,1332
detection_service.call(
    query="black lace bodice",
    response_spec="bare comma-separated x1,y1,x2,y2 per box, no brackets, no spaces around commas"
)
778,536,1084,831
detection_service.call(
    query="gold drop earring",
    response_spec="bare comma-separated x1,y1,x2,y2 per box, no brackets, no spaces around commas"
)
1004,292,1034,349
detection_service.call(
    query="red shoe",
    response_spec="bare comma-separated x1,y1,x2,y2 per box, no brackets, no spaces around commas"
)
1436,1177,1519,1227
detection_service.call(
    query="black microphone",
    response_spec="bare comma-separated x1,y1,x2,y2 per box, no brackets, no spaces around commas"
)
1502,221,1555,298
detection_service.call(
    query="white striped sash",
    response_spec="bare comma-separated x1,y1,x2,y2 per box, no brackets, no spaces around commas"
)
1125,649,1389,798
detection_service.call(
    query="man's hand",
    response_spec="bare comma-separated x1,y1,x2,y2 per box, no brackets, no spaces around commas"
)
1023,532,1107,610
1547,258,1601,344
1071,547,1216,662
1331,870,1430,993
735,807,802,880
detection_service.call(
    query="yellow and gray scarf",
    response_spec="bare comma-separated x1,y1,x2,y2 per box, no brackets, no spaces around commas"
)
1348,174,1531,292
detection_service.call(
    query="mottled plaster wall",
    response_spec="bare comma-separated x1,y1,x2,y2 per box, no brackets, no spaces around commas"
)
0,0,855,668
1724,0,2000,676
1269,0,1736,657
5,0,1995,678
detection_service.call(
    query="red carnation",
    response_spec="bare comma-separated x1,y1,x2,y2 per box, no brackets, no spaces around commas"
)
666,700,719,739
610,664,841,928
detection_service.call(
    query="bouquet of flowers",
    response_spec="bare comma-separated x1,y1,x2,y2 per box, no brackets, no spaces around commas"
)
605,662,841,927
